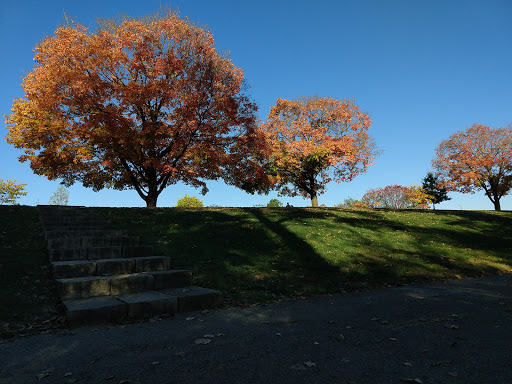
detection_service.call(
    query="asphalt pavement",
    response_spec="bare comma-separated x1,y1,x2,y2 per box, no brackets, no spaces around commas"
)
1,274,511,384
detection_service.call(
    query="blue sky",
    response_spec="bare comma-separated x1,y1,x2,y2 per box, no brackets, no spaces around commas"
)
1,0,511,209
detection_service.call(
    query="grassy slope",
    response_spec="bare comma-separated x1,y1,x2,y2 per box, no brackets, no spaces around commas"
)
0,206,59,336
1,206,510,334
97,207,512,304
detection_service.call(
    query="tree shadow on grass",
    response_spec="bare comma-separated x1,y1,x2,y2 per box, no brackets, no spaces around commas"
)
97,207,344,303
96,207,512,305
329,208,512,282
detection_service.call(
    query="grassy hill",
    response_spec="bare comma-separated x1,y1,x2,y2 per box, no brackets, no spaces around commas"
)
1,206,511,336
97,207,512,304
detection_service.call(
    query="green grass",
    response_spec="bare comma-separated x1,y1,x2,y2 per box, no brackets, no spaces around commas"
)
1,206,511,335
96,207,512,305
0,206,59,337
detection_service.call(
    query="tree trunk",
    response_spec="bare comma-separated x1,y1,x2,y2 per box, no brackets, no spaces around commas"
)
145,192,158,208
494,199,501,211
311,195,318,207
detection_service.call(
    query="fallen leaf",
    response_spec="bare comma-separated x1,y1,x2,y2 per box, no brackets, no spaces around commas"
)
290,364,306,371
341,358,350,363
186,317,195,321
371,317,380,321
314,341,320,345
36,368,55,379
304,361,316,367
388,338,397,341
151,361,160,365
204,334,215,338
195,338,211,345
91,356,102,364
175,352,185,357
400,379,422,384
336,334,345,342
215,333,225,337
64,372,73,376
403,362,412,366
448,372,458,377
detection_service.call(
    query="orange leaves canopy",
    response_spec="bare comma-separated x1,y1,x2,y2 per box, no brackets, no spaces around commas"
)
5,10,256,207
432,124,512,211
253,96,378,206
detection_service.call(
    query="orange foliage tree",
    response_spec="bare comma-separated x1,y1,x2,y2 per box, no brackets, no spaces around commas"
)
242,96,378,207
432,124,512,211
5,11,257,207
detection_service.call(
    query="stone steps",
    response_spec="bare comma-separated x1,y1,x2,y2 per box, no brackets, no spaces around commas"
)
38,205,223,326
64,287,223,325
51,255,172,278
44,229,130,240
48,245,154,262
47,236,140,249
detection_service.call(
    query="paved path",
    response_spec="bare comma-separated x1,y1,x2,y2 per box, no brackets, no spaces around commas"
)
1,274,511,384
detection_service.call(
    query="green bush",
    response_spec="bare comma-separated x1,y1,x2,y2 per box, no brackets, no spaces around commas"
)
176,195,204,208
267,198,283,207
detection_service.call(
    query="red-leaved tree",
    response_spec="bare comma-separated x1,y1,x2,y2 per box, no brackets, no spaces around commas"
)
432,124,512,211
236,96,379,207
5,11,257,207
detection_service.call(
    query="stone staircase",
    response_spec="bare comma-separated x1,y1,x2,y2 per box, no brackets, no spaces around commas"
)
38,205,222,326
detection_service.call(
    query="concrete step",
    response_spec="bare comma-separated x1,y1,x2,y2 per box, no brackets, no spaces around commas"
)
48,245,153,261
39,212,105,223
51,256,172,278
41,220,111,228
57,270,192,300
160,286,224,313
47,236,140,250
42,224,117,231
44,229,129,240
63,287,223,325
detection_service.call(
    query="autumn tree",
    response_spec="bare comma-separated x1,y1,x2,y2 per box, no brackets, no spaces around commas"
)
242,96,379,207
361,184,433,209
0,179,27,205
48,185,69,205
5,10,256,207
432,124,512,211
421,172,450,209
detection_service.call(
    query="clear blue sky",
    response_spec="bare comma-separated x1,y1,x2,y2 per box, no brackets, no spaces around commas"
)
1,0,511,209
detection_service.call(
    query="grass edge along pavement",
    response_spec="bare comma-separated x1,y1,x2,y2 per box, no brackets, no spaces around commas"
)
1,205,511,338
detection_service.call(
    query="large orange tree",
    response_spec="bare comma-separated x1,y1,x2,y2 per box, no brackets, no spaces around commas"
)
5,11,256,207
433,124,512,211
246,96,378,207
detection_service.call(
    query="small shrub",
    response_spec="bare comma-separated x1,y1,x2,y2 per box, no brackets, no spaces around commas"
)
267,198,283,207
176,195,204,208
